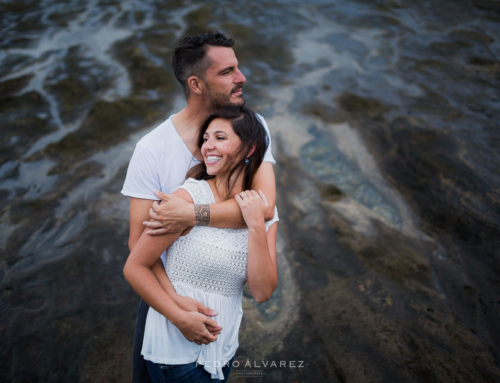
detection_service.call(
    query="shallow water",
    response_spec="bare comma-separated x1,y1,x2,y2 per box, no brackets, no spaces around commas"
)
1,0,500,382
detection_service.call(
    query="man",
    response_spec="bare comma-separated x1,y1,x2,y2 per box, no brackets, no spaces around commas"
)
121,32,277,382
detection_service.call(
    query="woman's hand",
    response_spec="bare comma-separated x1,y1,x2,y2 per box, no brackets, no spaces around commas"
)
235,190,268,229
236,190,278,303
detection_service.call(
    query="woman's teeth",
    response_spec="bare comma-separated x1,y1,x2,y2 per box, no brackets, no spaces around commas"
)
207,156,222,162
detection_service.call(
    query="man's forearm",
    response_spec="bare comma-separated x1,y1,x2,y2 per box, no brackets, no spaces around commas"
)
147,163,276,233
202,198,275,229
206,199,246,229
124,262,185,326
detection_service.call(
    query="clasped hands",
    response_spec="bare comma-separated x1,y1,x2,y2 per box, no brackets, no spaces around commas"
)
173,295,222,346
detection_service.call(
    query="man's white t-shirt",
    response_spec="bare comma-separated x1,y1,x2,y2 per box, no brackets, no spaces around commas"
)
121,113,275,263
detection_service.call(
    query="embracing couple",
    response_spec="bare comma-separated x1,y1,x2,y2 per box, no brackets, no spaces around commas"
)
122,32,279,383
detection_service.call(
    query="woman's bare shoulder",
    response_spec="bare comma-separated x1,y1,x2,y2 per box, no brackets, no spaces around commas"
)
173,187,194,204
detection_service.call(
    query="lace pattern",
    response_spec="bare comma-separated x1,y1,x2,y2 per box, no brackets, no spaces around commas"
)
166,178,279,297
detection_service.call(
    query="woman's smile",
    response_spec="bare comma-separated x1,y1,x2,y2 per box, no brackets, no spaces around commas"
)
206,155,222,165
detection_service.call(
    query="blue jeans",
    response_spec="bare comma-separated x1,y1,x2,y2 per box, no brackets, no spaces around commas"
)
147,358,234,383
133,300,153,383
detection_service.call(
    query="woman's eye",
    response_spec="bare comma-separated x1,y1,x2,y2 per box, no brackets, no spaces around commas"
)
203,138,208,142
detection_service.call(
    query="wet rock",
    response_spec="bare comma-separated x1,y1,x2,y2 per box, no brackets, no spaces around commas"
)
468,57,500,78
113,39,177,95
350,14,401,27
450,29,495,45
430,41,472,55
317,181,344,203
0,217,134,382
45,76,94,123
336,92,390,118
2,1,500,381
347,112,500,363
267,140,500,382
47,8,86,27
0,85,58,166
29,98,166,174
183,4,215,37
0,74,33,96
301,103,341,123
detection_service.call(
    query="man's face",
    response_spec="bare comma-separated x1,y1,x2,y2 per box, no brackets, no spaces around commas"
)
203,46,246,109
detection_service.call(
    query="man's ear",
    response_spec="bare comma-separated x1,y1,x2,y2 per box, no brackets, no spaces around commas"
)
188,76,204,95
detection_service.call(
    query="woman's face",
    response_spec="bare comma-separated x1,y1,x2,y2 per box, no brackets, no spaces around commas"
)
201,118,242,176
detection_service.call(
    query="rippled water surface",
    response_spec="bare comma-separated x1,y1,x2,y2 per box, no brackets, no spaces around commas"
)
1,0,500,382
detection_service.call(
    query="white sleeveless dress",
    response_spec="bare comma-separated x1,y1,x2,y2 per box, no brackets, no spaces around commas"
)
141,178,279,380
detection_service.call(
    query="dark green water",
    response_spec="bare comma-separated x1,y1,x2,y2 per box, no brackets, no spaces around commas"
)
1,0,499,382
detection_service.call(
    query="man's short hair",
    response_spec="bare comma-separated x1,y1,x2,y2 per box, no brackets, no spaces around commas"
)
172,31,235,98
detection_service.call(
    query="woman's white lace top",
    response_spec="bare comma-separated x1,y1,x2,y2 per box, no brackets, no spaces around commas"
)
142,178,279,380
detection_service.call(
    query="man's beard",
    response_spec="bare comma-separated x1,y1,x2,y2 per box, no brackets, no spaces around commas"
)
206,84,245,110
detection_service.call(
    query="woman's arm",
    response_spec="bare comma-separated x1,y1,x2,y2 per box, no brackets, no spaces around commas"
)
123,189,221,345
236,190,278,303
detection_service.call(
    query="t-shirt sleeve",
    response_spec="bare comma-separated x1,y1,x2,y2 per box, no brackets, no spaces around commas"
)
257,114,276,165
265,206,279,231
121,142,160,200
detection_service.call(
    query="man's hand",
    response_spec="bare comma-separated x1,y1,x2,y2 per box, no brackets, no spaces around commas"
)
173,295,222,336
144,190,195,235
173,311,222,345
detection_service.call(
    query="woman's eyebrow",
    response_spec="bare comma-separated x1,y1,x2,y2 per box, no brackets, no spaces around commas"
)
213,131,229,135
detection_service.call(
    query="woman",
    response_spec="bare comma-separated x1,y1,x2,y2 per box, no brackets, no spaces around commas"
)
123,106,279,382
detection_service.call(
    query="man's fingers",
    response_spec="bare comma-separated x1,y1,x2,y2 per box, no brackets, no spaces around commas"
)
154,190,170,201
149,208,160,221
146,228,169,236
151,201,163,213
143,220,163,229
